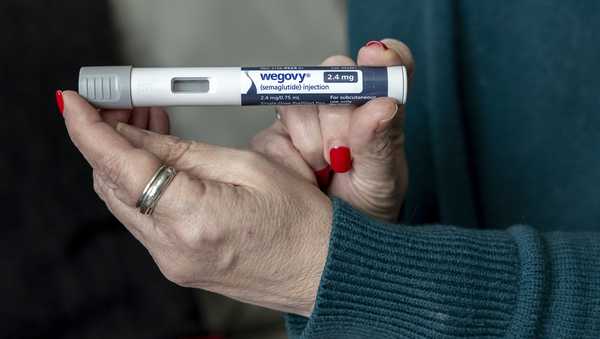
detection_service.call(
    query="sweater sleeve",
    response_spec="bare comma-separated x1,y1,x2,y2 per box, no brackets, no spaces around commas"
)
286,198,600,338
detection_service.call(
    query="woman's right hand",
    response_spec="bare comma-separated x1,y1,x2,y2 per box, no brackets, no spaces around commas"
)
251,39,414,222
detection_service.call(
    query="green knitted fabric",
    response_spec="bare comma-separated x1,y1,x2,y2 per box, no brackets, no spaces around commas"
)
286,199,600,338
286,1,600,337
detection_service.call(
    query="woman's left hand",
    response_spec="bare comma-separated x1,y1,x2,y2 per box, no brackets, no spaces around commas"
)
251,39,414,222
61,91,332,317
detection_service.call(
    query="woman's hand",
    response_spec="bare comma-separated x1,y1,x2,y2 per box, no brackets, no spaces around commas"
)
61,91,332,317
251,39,414,221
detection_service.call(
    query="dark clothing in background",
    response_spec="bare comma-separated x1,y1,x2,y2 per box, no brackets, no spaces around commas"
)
0,2,204,338
350,0,600,230
286,0,600,338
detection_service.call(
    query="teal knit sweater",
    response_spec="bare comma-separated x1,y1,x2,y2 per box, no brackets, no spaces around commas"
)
286,1,600,337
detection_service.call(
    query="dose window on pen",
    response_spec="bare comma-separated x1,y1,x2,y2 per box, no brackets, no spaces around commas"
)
171,78,210,93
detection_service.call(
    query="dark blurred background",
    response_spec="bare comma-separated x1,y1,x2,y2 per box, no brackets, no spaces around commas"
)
0,1,204,338
0,1,345,338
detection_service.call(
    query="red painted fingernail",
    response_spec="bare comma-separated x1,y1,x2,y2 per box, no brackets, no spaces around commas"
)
365,40,388,50
314,165,332,189
55,90,64,115
330,146,352,173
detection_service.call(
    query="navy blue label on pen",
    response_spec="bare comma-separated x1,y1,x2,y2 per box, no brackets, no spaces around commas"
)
240,66,387,105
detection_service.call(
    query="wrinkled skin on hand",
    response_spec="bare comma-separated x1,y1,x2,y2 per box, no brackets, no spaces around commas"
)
251,39,414,222
63,93,331,316
62,38,414,317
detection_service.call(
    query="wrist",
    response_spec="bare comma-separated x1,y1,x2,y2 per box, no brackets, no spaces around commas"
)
292,194,333,316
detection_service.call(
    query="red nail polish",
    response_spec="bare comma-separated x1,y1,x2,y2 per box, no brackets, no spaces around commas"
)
365,40,388,50
314,165,332,189
55,90,64,115
330,146,352,173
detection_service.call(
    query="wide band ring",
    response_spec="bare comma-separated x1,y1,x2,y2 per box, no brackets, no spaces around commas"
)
136,165,177,216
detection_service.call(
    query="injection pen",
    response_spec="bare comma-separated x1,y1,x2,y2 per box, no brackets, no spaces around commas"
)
78,65,407,109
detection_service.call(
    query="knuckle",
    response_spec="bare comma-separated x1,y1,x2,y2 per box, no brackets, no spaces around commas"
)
291,136,321,159
175,223,226,251
152,251,197,287
376,97,399,113
322,54,355,66
164,136,193,166
372,129,404,159
237,150,275,184
92,175,105,201
95,149,158,204
69,128,87,149
96,152,126,186
175,226,202,250
238,150,266,172
249,130,269,153
212,247,237,276
264,135,295,159
299,147,323,167
372,136,395,159
199,226,228,248
159,263,191,286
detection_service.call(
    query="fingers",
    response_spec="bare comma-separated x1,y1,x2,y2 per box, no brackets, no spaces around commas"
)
63,90,138,169
130,107,150,129
102,108,149,130
93,154,230,249
100,107,169,134
66,93,249,255
357,38,415,79
317,55,356,173
275,105,327,172
115,122,264,187
93,171,153,245
101,109,133,128
62,91,163,207
250,121,316,184
148,107,170,134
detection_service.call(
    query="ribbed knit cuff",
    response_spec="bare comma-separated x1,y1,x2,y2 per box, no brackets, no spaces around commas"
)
286,198,522,338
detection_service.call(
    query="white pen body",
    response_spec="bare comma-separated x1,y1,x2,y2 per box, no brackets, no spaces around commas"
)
78,66,407,109
131,67,241,106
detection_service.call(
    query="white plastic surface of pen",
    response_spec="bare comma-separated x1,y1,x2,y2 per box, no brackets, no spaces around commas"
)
78,66,407,109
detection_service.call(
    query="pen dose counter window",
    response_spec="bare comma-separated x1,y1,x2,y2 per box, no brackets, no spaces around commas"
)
172,78,210,93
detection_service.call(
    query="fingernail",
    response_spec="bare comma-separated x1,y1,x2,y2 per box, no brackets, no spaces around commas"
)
55,90,64,115
365,40,388,50
375,104,399,133
314,165,332,189
330,146,352,173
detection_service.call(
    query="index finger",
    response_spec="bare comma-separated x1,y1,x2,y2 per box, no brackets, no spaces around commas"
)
62,90,161,206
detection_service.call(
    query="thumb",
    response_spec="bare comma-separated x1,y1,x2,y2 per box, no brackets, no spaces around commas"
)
349,97,405,169
347,97,408,213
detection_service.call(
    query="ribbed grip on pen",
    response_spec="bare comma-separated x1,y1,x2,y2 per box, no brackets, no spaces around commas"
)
78,66,133,109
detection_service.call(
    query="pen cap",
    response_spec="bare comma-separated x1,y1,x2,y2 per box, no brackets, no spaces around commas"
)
79,66,133,109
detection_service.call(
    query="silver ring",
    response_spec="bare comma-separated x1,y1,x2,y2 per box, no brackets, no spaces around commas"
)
136,165,177,215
